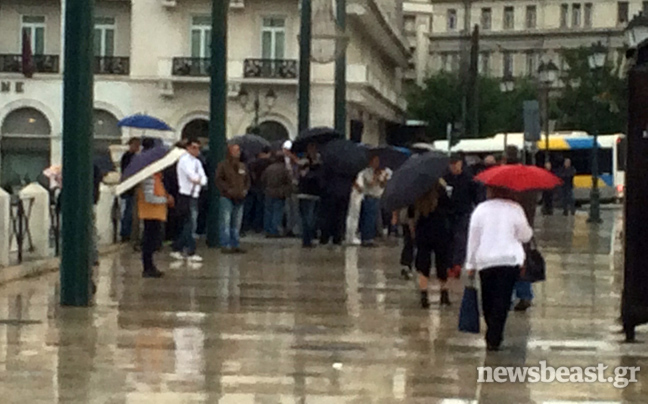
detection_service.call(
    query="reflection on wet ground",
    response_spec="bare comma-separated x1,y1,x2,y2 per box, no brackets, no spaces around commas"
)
1,208,646,403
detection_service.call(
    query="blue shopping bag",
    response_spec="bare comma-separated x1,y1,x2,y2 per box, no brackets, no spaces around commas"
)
458,286,480,333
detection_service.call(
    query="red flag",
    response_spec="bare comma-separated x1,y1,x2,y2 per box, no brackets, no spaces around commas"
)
21,31,35,78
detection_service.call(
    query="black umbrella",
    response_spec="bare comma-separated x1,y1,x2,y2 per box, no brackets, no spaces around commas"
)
381,151,449,212
229,134,271,158
292,127,343,153
321,139,369,177
368,146,412,170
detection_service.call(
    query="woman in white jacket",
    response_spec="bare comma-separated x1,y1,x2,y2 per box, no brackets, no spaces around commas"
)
465,187,533,351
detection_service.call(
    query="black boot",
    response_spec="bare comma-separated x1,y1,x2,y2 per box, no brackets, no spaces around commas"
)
420,291,430,309
143,268,165,278
440,290,451,306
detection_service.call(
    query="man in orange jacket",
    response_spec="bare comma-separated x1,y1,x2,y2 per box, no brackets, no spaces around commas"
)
138,172,174,278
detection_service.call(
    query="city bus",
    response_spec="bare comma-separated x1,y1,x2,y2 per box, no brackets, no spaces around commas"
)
434,131,626,203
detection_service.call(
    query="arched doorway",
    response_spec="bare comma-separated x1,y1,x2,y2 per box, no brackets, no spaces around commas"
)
258,120,289,142
181,119,209,143
1,107,51,190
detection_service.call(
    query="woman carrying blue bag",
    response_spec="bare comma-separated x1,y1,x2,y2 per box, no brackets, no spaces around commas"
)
464,187,533,351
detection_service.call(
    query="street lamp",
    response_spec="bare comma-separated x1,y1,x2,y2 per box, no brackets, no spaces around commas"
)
625,12,648,66
587,41,607,224
500,73,515,151
238,88,277,130
538,60,559,165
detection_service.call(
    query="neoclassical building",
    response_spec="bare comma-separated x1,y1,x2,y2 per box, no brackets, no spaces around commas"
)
0,0,409,187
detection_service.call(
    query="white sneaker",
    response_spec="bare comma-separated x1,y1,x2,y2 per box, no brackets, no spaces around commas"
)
347,238,361,246
170,252,185,261
188,254,203,263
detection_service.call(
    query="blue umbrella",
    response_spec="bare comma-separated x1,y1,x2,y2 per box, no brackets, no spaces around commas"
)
122,145,169,180
118,114,173,131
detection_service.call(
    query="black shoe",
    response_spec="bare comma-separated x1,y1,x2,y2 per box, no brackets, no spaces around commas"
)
143,269,164,278
361,242,378,248
302,244,315,249
486,343,501,352
233,247,247,254
420,291,430,309
514,299,532,312
221,247,234,254
440,290,451,306
401,268,412,280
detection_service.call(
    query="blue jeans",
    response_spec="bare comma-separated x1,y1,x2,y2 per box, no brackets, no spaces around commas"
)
172,196,198,255
120,195,134,239
514,281,534,301
299,198,318,246
264,197,284,236
219,197,244,248
360,196,380,243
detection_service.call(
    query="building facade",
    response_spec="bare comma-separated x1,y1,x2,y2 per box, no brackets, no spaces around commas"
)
402,0,644,82
0,0,408,188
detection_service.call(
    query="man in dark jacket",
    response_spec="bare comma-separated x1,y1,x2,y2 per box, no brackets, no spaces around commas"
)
215,144,250,253
261,152,293,237
119,137,140,241
297,143,322,247
243,146,272,234
557,158,576,216
444,155,478,276
320,166,355,246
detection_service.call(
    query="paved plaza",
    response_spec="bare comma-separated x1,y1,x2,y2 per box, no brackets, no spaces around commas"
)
1,208,647,403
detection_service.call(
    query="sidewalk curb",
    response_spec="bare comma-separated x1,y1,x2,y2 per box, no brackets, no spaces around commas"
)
0,244,126,286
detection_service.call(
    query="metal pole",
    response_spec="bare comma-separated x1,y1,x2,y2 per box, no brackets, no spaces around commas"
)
334,0,347,136
588,118,602,223
298,0,312,133
544,86,550,165
254,92,260,128
60,0,94,306
207,0,228,247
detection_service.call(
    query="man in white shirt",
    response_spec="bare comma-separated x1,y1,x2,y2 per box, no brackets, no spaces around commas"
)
358,156,388,246
171,139,208,262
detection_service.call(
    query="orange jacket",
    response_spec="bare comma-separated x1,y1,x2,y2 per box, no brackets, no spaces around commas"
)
137,173,169,221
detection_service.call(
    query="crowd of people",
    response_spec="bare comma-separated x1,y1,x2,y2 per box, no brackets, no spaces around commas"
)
119,138,561,351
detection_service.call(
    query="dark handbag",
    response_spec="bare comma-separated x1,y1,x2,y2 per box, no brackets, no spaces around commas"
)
458,285,480,333
521,239,546,283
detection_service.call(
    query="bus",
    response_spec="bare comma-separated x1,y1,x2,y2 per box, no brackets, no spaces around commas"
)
434,131,626,203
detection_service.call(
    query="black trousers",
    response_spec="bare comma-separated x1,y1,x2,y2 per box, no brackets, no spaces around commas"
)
320,194,350,245
479,266,520,348
400,224,414,268
450,213,470,267
142,220,163,273
541,191,554,215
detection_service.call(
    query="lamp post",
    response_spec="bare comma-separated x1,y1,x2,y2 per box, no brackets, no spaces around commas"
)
622,12,648,342
298,0,312,133
238,88,277,130
500,73,515,152
586,41,608,224
537,60,559,165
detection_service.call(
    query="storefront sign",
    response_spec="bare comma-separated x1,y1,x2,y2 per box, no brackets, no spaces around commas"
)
0,81,25,93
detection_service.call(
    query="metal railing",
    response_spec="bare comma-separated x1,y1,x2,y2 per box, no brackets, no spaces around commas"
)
171,57,210,76
0,54,60,74
243,59,298,79
94,56,130,75
9,197,35,264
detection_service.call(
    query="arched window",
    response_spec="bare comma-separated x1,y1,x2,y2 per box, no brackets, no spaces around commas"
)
93,109,121,157
181,119,209,142
1,107,51,190
258,120,289,142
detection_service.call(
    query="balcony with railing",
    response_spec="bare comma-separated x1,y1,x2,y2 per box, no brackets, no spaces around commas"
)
94,56,130,75
0,54,59,74
243,59,298,79
171,57,211,77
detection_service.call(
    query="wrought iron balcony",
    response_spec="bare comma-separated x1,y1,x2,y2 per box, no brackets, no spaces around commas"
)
243,59,298,79
0,54,59,74
172,57,210,76
94,56,130,75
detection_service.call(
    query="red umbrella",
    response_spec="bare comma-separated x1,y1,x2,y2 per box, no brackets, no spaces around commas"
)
475,164,562,191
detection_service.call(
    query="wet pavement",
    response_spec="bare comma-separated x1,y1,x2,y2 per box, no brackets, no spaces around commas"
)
1,208,647,403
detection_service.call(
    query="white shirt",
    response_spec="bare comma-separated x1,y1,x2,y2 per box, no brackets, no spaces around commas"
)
465,199,533,271
177,153,208,198
359,168,388,198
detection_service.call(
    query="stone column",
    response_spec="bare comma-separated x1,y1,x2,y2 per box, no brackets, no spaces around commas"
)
0,188,10,267
19,183,50,259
